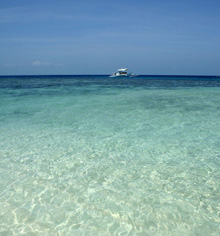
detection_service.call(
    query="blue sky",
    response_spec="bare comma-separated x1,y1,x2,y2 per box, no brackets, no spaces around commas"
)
0,0,220,75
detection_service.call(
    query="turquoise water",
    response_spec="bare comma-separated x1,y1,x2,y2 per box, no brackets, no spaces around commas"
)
0,76,220,236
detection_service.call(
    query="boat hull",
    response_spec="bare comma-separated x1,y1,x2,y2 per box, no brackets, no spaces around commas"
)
110,74,129,77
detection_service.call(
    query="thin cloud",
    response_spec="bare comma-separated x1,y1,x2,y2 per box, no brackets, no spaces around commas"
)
0,7,28,23
32,61,63,66
0,7,56,23
0,37,75,43
0,5,122,24
32,61,51,66
3,61,63,67
3,63,25,67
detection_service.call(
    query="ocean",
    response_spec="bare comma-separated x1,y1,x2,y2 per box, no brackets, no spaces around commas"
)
0,75,219,236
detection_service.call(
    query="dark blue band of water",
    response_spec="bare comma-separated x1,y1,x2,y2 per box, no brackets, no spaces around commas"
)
0,75,220,90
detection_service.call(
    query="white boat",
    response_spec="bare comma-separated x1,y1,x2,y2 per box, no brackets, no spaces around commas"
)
110,68,137,77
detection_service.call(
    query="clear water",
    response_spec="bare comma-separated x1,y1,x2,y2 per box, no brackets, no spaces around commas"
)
0,76,220,236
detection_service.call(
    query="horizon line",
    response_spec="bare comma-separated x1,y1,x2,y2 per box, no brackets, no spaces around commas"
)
0,74,219,78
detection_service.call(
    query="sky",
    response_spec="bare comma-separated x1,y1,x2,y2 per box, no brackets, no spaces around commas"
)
0,0,220,75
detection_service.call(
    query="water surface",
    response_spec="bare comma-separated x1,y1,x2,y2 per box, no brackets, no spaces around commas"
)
0,75,220,235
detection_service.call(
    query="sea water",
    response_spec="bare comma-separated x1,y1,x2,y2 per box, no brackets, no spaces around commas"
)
0,76,219,236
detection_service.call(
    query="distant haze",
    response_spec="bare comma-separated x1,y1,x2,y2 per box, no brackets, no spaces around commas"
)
1,0,220,75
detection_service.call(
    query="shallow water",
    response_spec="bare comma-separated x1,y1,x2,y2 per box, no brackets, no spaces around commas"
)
0,76,220,235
